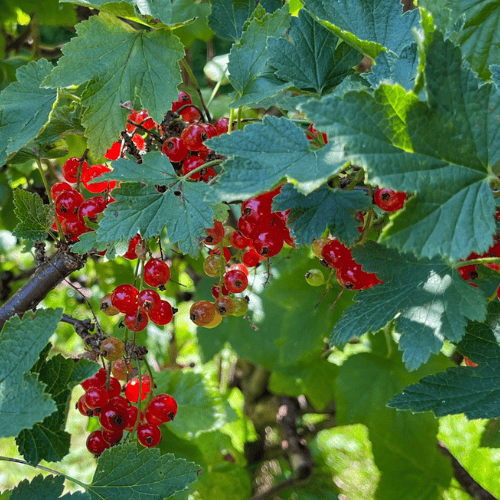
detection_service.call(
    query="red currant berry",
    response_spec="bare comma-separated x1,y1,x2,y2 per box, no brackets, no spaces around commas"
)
211,282,229,299
181,155,205,180
149,300,175,325
162,136,189,162
180,123,209,151
374,187,407,212
102,427,123,446
81,368,107,391
124,405,139,431
112,359,133,381
144,259,171,288
86,430,109,456
137,289,161,311
146,394,178,424
230,230,251,250
104,141,122,160
124,307,149,332
214,117,230,135
179,106,201,123
55,190,84,216
203,220,224,245
229,263,249,276
215,295,235,316
62,157,88,183
137,422,162,448
111,284,139,314
190,300,216,326
82,164,116,194
85,386,109,409
60,215,88,241
209,246,231,264
50,182,72,201
321,240,353,269
242,249,261,267
307,123,328,144
336,262,382,290
224,269,248,293
253,228,284,258
77,394,94,416
124,375,151,403
106,377,122,400
172,91,192,112
132,133,145,151
123,233,142,260
99,403,128,431
79,196,107,224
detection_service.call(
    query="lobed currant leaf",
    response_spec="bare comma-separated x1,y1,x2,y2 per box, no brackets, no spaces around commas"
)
9,474,89,500
302,0,420,59
42,15,183,156
301,32,500,261
267,9,361,94
332,242,487,371
273,184,371,247
389,302,500,419
208,0,255,41
0,59,58,166
0,308,62,438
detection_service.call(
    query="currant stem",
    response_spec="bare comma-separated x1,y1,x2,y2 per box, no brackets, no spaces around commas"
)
236,107,243,131
0,456,89,490
34,156,64,240
347,168,364,191
228,107,236,135
127,120,163,143
180,58,212,123
206,69,227,108
455,257,500,267
75,149,89,193
179,158,223,182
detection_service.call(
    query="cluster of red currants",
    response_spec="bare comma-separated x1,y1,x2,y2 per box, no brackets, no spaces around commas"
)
373,187,407,212
311,238,383,290
457,240,500,285
79,367,178,456
100,256,176,331
51,157,117,241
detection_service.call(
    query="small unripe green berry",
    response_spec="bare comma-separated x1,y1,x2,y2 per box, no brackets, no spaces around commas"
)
305,269,325,286
231,297,249,317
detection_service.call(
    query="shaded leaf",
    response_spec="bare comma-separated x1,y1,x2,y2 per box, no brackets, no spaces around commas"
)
10,475,89,500
273,184,371,246
208,0,255,41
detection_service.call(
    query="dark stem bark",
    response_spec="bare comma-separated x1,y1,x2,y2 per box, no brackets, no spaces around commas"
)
0,250,86,330
438,443,498,500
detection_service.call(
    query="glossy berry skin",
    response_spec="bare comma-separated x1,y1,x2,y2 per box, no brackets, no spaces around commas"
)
214,117,230,135
102,427,123,446
204,254,225,277
125,375,151,403
190,300,216,326
336,262,382,290
63,157,88,183
253,229,284,258
215,295,235,316
82,164,116,194
180,123,209,151
181,155,205,180
86,430,109,457
111,284,139,314
162,136,189,162
104,141,122,160
230,263,249,276
106,377,122,399
242,249,261,268
211,282,229,299
374,187,407,212
146,394,178,424
305,269,325,286
203,220,224,245
149,300,174,325
137,289,161,311
55,190,84,216
232,297,249,317
50,182,72,201
100,337,125,361
144,259,170,288
77,394,94,416
137,422,162,448
224,269,248,293
85,386,109,409
123,233,142,260
60,216,88,241
321,240,353,269
179,106,201,123
171,91,192,112
230,230,251,250
81,368,107,391
124,308,149,332
124,405,139,431
209,246,231,264
99,403,128,431
79,197,107,224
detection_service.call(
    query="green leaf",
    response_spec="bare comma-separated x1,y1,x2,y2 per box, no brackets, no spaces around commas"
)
420,0,500,79
267,10,361,94
336,349,453,499
301,33,499,261
16,354,75,465
196,248,355,369
87,443,199,500
36,104,85,145
10,475,89,500
70,230,120,257
0,308,62,438
273,184,371,246
333,242,487,370
388,302,500,418
0,59,58,165
4,0,77,26
96,156,215,256
207,116,345,199
42,15,183,156
208,0,255,41
12,190,54,249
480,419,500,448
154,371,229,438
69,359,101,388
228,6,292,107
302,0,420,59
367,44,420,92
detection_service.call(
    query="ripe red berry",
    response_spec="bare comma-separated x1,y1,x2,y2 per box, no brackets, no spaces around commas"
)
124,307,149,332
86,430,109,456
102,427,123,446
214,117,230,135
230,230,251,250
104,141,122,160
137,289,161,311
106,377,122,400
55,190,84,216
144,259,171,288
79,196,107,224
224,269,248,293
181,155,205,180
180,123,209,151
321,240,353,269
123,233,142,260
82,164,116,194
125,375,151,403
242,249,261,267
60,215,88,241
179,106,201,123
307,123,328,144
85,386,109,409
146,394,178,424
203,220,225,245
374,187,407,212
253,228,284,258
137,422,162,448
171,91,192,112
50,182,72,201
162,136,189,162
124,405,139,431
336,262,382,290
77,394,94,416
81,368,107,391
99,403,128,431
62,157,88,183
111,284,139,314
149,300,175,325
